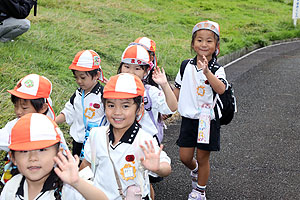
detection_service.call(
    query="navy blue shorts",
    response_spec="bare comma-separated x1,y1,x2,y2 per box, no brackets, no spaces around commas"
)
176,116,220,151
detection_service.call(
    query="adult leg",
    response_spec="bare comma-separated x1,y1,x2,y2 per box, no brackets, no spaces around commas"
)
196,149,210,186
179,147,196,170
0,17,30,42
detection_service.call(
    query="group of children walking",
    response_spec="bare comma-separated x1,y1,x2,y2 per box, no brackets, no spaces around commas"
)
0,20,228,200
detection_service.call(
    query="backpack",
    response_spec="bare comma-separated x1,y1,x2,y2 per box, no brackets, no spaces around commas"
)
180,57,237,125
144,85,165,143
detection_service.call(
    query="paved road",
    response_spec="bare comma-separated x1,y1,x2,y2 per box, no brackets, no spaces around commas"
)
153,41,300,200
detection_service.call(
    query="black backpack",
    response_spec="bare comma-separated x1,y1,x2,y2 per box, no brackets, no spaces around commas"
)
180,58,236,125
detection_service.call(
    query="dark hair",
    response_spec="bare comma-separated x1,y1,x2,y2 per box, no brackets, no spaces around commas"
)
10,143,63,200
72,68,100,79
102,96,143,114
190,30,219,55
11,95,48,115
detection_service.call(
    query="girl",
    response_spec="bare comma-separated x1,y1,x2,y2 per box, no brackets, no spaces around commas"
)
173,20,228,200
0,113,108,200
55,50,107,158
80,73,171,200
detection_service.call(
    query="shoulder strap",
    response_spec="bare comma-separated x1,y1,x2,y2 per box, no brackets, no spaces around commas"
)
180,59,190,81
144,85,159,130
106,129,126,200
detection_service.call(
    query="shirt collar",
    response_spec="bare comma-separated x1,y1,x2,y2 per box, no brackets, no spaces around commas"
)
109,121,140,144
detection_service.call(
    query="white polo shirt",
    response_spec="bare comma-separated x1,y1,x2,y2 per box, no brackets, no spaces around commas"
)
140,84,174,137
84,123,171,200
61,82,106,143
175,57,227,119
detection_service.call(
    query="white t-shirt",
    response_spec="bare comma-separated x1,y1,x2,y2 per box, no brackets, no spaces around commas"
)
140,84,174,137
84,124,171,200
175,57,227,119
0,118,17,151
0,174,85,200
61,82,106,143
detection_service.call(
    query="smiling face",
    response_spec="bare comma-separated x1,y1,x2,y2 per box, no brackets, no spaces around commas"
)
120,63,148,80
105,98,142,135
73,70,98,93
192,29,218,61
10,144,58,185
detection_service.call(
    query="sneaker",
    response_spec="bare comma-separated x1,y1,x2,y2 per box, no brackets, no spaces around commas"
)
190,171,198,189
188,189,204,200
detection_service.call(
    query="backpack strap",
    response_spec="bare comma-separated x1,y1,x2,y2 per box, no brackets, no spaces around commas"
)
144,85,159,132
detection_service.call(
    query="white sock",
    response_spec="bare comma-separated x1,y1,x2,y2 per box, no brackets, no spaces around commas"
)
196,184,206,193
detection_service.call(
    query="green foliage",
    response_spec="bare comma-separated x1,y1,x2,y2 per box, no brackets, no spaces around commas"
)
0,0,300,137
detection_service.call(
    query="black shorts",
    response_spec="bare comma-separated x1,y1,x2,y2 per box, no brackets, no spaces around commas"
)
72,140,83,156
176,116,220,151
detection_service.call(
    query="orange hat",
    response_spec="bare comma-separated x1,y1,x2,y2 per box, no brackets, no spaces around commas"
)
134,37,156,52
103,73,145,99
8,74,52,99
9,113,61,151
7,74,55,119
69,50,104,81
121,45,151,66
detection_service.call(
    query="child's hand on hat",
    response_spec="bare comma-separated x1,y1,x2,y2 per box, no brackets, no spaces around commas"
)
54,150,80,186
198,55,209,74
152,66,168,87
140,140,163,173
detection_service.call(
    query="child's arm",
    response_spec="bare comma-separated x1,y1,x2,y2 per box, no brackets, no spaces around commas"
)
54,151,108,200
152,66,178,112
199,55,225,94
79,159,91,171
139,141,171,177
173,87,180,101
55,113,66,124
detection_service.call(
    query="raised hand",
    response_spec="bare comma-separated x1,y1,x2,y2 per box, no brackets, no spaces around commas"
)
152,66,168,86
53,150,80,186
140,140,163,173
198,55,209,74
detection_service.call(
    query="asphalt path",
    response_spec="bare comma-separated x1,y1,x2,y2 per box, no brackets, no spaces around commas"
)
153,41,300,200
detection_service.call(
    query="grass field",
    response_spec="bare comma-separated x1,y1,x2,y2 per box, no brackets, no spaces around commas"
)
0,0,299,137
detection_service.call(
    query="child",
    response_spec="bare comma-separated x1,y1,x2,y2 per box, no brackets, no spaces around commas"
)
173,20,227,200
55,50,106,157
118,44,177,143
0,74,68,183
80,73,171,200
0,113,108,200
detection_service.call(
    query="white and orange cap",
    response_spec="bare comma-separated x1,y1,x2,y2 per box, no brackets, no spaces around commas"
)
69,50,104,81
103,73,145,99
192,20,220,55
121,45,151,66
9,113,61,151
134,37,156,52
7,74,55,119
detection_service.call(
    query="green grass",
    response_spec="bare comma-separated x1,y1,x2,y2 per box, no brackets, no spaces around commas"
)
0,0,299,134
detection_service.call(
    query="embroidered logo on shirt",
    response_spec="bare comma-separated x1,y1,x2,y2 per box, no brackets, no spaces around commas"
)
84,107,95,119
93,103,100,109
120,164,136,181
197,85,205,96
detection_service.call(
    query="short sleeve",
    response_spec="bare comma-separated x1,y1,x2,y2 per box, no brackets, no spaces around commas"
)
174,71,182,89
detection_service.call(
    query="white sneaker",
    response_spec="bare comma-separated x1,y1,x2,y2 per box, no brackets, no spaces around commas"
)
190,171,198,189
188,189,203,200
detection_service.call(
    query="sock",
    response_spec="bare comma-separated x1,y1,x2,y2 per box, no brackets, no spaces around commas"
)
196,184,206,194
191,161,198,174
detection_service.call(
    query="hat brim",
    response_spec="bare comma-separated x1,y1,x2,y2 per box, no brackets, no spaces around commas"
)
69,63,100,72
7,90,42,99
103,91,142,99
9,140,60,151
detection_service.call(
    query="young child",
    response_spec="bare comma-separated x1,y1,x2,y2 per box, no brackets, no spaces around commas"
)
118,44,177,143
0,74,68,183
0,113,108,200
80,73,171,200
173,20,227,200
55,50,106,157
0,73,57,152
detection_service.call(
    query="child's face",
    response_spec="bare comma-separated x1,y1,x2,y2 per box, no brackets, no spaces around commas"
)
14,99,38,118
120,63,148,80
10,145,58,185
105,98,141,134
74,70,98,93
192,29,218,61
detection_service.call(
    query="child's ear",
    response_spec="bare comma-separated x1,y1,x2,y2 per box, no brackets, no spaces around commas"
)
8,151,16,165
39,103,49,114
137,103,144,116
